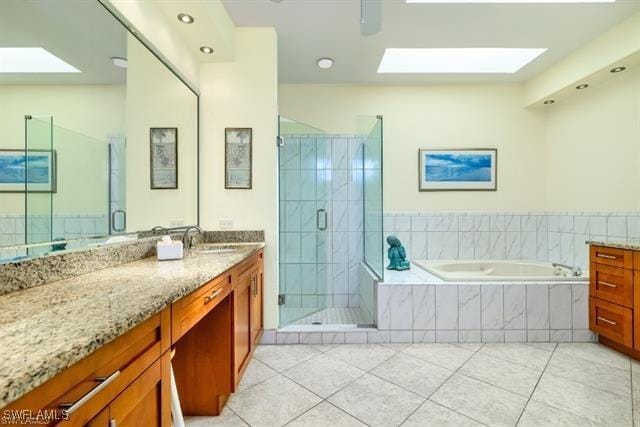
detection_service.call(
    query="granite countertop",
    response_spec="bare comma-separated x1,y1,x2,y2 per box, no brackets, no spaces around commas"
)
587,240,640,251
0,242,265,408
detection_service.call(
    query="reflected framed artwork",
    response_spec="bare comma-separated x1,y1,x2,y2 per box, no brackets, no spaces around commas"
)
418,148,497,191
150,127,178,189
0,149,57,193
225,128,252,189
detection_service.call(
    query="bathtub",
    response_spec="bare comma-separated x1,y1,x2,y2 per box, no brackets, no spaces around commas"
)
413,259,584,282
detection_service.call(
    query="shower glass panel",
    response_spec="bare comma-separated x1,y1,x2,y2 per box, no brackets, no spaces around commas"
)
360,116,384,280
278,116,328,327
51,125,110,243
25,115,53,248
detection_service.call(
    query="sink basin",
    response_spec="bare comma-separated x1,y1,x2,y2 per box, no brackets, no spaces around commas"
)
195,248,236,254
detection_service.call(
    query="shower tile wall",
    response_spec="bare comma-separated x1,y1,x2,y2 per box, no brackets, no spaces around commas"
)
280,134,364,311
383,211,640,270
0,214,109,247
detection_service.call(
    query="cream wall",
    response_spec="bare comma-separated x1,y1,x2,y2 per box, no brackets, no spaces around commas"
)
199,28,279,329
545,68,640,211
0,85,126,214
126,34,198,231
279,84,548,212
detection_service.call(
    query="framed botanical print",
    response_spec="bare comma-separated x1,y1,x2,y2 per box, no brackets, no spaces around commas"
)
419,148,497,191
225,128,252,189
150,127,178,189
0,149,57,193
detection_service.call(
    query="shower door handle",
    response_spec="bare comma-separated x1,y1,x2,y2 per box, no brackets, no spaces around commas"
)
111,210,126,232
317,209,328,231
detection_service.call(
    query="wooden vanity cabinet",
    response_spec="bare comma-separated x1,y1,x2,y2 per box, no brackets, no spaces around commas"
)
589,245,640,357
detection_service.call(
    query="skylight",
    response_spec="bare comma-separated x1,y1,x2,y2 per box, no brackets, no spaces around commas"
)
0,48,80,73
377,48,547,74
407,0,614,3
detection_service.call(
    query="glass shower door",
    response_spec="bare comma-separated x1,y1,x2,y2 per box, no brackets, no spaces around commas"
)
25,115,53,249
278,116,328,327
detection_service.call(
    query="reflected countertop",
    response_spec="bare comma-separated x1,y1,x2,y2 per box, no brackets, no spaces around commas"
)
587,240,640,251
0,242,265,408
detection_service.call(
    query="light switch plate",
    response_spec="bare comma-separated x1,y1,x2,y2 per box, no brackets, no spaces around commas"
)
219,219,234,230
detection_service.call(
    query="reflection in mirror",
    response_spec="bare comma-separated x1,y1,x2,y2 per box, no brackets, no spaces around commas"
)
0,0,199,261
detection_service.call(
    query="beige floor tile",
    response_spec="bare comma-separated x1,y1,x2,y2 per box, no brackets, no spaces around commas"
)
329,374,424,427
284,353,366,398
237,359,279,391
228,375,322,426
431,374,527,426
380,342,412,352
403,400,484,427
288,402,366,426
518,400,599,427
326,344,397,371
545,351,630,397
402,343,475,370
525,342,557,352
371,353,453,398
554,343,630,371
478,343,552,370
253,344,322,372
452,342,484,352
531,372,632,426
185,408,248,426
459,352,542,397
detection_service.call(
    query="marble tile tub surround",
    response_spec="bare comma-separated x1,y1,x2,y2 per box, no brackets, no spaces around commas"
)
384,211,640,271
0,230,265,296
193,342,636,426
0,242,265,408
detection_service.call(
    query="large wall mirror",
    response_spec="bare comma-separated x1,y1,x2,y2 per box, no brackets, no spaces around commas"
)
0,0,198,260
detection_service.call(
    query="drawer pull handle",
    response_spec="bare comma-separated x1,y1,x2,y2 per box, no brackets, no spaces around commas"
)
597,316,617,326
204,289,223,304
59,370,120,415
598,281,617,288
597,253,617,260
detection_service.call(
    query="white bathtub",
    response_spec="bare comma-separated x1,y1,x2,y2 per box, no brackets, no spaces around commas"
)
413,259,585,282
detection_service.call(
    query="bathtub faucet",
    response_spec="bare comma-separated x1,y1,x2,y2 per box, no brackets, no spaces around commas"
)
552,262,582,277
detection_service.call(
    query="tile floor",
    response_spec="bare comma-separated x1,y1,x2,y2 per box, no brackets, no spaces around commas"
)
185,342,638,426
289,307,366,326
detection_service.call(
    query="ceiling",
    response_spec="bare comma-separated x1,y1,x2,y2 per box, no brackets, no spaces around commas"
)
221,0,640,84
0,0,127,85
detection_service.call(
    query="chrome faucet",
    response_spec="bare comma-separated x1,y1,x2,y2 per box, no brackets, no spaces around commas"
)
182,225,203,250
552,262,582,277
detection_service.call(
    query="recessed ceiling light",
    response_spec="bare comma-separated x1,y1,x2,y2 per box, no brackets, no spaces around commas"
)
407,0,615,3
543,100,555,105
576,84,589,89
610,66,626,73
178,13,194,24
0,47,80,73
317,58,334,69
111,57,128,69
200,46,214,54
377,48,546,73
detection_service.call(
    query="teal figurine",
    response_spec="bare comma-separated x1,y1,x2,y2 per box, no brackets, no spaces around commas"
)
386,235,410,271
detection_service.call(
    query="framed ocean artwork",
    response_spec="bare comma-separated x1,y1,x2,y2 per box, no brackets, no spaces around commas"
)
225,128,252,189
418,148,497,191
0,149,57,193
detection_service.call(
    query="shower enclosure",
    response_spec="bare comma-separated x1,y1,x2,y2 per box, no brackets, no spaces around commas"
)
278,115,383,328
0,115,125,259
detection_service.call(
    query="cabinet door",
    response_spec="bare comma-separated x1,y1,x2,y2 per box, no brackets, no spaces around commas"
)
233,270,253,383
250,270,263,346
108,353,170,427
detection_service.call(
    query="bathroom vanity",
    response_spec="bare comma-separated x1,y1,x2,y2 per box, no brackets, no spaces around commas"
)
588,242,640,357
0,241,264,426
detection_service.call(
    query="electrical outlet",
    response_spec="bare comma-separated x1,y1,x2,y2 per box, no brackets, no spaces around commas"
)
170,220,184,227
219,219,233,230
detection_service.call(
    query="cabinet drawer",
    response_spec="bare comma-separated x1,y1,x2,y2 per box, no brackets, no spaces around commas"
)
590,246,634,269
4,310,170,426
172,273,232,342
589,297,633,348
635,251,640,271
589,263,633,308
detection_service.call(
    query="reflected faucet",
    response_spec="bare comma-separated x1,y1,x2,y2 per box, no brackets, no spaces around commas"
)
182,225,203,250
552,262,582,277
150,226,170,235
